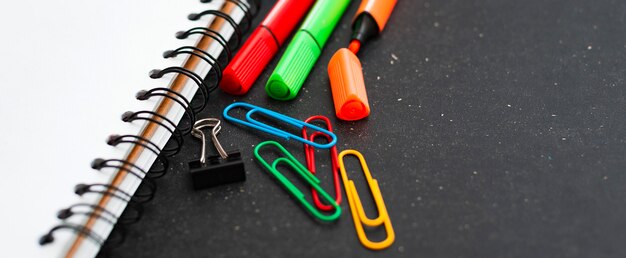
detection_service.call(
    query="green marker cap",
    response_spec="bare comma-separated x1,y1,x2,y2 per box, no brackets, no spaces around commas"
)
266,0,351,100
266,32,320,100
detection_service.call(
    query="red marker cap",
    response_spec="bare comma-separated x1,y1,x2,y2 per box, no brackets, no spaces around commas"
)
220,0,315,95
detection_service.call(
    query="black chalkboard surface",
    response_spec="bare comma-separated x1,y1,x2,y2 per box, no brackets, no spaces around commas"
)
109,0,626,257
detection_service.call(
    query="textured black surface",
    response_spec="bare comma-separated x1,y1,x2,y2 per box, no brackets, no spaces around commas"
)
108,0,626,257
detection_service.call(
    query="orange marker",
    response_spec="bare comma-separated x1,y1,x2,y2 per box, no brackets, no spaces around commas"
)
328,0,398,121
349,0,398,54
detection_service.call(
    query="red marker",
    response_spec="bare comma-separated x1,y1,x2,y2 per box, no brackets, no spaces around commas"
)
219,0,315,95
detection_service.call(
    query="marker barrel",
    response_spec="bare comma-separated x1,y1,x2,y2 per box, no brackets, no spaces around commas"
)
266,0,351,100
351,0,398,48
219,0,315,95
221,27,278,95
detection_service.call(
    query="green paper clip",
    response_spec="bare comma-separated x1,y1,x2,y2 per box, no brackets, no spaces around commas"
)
254,141,341,222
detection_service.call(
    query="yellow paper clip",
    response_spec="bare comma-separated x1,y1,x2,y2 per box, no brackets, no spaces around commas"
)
338,149,395,250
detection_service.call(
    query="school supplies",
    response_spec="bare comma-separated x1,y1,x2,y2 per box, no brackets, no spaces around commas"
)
349,0,398,53
223,102,338,149
220,0,315,95
254,141,341,222
265,0,351,100
328,0,398,121
328,49,370,120
20,1,260,256
338,149,395,250
302,115,342,211
188,118,246,190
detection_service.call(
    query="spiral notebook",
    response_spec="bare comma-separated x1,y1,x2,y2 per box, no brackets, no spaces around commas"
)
0,0,257,257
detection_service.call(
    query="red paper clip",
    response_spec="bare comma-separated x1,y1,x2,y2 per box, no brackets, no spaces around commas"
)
302,115,342,211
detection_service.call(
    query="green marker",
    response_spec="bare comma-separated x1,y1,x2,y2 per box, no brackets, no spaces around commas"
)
266,0,351,100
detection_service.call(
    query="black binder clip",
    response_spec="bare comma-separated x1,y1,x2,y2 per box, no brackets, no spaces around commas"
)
188,118,246,190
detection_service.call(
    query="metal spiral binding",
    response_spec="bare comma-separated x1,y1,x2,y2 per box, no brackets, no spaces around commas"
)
149,68,211,112
40,224,107,247
90,158,158,198
189,10,243,49
164,46,225,87
137,88,197,127
230,0,253,30
106,135,169,177
121,110,185,155
174,30,232,65
40,0,260,253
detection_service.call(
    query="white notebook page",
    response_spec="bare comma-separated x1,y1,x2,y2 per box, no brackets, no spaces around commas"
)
0,0,245,257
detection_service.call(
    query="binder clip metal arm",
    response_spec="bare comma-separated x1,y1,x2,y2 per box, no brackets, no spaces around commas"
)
188,118,245,190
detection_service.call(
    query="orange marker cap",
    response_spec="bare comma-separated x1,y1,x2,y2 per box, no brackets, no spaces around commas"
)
328,48,370,121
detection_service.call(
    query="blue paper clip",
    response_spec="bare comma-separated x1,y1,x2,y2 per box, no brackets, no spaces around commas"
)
222,102,337,149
